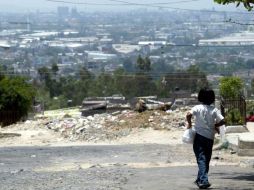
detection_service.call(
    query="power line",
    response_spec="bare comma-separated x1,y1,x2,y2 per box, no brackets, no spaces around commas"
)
0,69,243,77
6,21,237,29
160,44,254,48
1,43,254,50
7,20,231,24
4,22,246,33
0,70,214,76
46,0,252,15
46,0,201,6
224,18,254,26
108,0,251,14
132,0,201,5
8,21,30,25
0,73,210,79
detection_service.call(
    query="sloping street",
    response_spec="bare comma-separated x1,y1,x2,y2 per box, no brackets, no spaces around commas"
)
0,144,253,190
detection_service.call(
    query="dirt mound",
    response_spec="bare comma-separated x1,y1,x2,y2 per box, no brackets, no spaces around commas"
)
0,108,190,146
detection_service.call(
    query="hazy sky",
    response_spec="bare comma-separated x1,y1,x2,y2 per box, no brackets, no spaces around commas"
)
0,0,244,13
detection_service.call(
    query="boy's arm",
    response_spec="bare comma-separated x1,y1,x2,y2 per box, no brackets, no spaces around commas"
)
214,109,225,134
186,112,192,129
215,119,225,128
214,119,226,134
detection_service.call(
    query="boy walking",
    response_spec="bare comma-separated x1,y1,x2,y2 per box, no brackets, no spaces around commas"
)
186,88,225,189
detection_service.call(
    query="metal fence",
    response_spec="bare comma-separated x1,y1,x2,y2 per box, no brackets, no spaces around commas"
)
220,96,246,125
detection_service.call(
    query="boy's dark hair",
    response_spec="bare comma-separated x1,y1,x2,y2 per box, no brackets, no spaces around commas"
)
198,88,215,105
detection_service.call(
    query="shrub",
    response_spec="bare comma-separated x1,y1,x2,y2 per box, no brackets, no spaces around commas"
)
225,108,243,125
0,77,35,125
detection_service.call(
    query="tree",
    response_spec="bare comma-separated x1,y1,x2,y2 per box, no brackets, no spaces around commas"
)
88,73,116,97
38,67,51,84
137,55,145,71
51,63,59,75
79,67,93,81
219,77,245,125
113,68,137,98
144,57,151,72
0,77,35,125
123,58,134,73
251,78,254,95
219,76,244,98
163,65,208,93
151,58,175,74
133,74,157,96
214,0,254,11
188,65,209,91
136,55,151,72
245,59,254,69
135,55,155,96
38,66,63,98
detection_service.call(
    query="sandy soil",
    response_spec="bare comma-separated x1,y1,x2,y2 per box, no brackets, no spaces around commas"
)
0,108,186,147
0,122,183,147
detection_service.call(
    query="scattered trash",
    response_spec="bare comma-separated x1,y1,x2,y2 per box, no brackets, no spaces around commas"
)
89,164,103,168
135,99,147,113
213,156,224,160
45,107,188,142
11,169,24,174
3,104,191,143
213,140,229,150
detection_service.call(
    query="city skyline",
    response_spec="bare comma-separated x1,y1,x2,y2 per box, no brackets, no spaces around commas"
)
0,0,244,13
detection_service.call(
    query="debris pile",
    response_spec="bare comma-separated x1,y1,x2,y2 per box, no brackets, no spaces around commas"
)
43,107,190,142
1,98,191,143
81,95,130,116
45,113,127,142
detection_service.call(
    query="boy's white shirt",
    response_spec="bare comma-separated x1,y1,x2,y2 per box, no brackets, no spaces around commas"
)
190,104,224,140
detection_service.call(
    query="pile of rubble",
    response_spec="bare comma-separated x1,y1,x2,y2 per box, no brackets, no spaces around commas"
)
45,113,126,142
42,107,190,142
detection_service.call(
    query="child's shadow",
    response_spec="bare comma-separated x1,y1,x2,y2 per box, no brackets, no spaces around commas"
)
189,188,252,190
189,188,220,190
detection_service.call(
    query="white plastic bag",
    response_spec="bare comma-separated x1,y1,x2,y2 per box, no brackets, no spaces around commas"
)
219,125,226,142
182,128,196,144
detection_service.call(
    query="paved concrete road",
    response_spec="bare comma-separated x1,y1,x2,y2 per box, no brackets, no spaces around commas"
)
0,144,253,190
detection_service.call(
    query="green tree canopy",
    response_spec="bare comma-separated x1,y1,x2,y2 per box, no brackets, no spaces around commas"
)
219,76,244,98
136,55,151,72
214,0,254,11
0,76,35,124
51,63,59,75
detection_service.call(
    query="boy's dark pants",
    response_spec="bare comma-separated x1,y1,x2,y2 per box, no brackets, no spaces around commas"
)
193,133,214,185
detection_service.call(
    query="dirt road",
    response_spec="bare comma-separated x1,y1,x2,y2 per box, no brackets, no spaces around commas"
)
0,144,253,190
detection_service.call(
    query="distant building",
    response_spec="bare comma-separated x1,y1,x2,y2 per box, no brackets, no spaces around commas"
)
58,6,69,18
20,31,59,40
84,51,119,73
138,41,167,46
0,40,11,48
85,51,117,62
0,29,25,37
138,41,173,53
47,41,85,49
155,32,169,40
112,44,140,54
199,31,254,46
71,7,79,18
